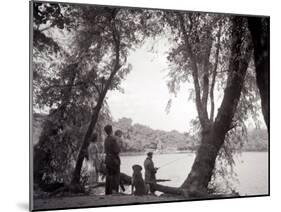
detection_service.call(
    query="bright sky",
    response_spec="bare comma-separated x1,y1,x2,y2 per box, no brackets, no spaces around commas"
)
107,38,197,133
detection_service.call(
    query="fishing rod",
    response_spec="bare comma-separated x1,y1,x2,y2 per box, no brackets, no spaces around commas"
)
157,155,187,169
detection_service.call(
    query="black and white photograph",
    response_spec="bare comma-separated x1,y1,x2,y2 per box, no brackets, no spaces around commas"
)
30,0,269,211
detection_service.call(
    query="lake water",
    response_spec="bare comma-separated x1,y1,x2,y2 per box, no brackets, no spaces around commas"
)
120,152,268,196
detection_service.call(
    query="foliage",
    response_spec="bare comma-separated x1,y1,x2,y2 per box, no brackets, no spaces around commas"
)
32,3,168,187
208,126,268,194
163,13,266,193
112,117,195,152
111,117,267,153
32,2,268,193
243,128,268,151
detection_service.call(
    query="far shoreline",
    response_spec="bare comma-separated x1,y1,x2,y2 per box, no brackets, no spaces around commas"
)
119,150,268,157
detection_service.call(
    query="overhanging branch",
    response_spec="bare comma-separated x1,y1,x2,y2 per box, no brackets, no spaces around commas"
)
210,20,222,122
178,13,208,128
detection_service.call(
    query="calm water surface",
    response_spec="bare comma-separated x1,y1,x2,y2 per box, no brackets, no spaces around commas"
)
120,152,268,196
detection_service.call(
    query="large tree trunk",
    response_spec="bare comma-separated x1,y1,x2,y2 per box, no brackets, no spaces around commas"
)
71,20,121,186
70,96,106,185
247,17,269,130
181,17,252,196
71,72,120,186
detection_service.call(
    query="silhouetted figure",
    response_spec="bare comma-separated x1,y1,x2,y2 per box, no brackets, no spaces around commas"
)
144,152,158,195
104,125,120,195
86,133,101,183
114,130,125,192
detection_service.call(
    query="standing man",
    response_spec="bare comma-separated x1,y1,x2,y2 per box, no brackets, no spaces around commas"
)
144,152,158,195
114,130,126,192
104,125,121,195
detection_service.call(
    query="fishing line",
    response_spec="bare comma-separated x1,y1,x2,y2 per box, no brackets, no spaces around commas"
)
158,155,188,169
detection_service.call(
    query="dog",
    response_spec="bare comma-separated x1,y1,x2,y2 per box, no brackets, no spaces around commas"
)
131,164,147,195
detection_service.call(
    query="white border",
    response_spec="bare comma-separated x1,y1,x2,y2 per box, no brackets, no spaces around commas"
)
0,0,279,211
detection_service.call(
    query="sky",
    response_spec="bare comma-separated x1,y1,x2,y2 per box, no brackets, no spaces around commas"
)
107,38,198,133
106,37,266,132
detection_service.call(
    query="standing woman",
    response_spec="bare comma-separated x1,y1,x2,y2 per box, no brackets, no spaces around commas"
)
87,133,101,183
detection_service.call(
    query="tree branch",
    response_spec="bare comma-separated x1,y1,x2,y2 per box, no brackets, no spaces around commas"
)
210,20,222,122
43,81,84,92
178,13,207,128
201,38,212,121
214,17,253,137
71,11,122,185
93,83,101,96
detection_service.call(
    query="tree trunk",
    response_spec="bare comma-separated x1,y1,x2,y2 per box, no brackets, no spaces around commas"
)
70,96,106,185
181,17,252,196
247,17,269,130
153,184,183,195
71,70,120,185
71,20,121,186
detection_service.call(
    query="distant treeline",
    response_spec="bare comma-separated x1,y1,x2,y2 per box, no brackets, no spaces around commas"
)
242,128,268,151
33,114,268,152
113,118,198,152
113,117,268,152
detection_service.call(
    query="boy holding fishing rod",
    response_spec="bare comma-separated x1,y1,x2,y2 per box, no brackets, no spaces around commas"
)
143,152,185,195
144,152,159,195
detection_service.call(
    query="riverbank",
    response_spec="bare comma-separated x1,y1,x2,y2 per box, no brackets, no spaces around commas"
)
33,193,185,210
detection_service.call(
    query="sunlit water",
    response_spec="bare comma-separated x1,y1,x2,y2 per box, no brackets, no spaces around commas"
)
119,152,268,196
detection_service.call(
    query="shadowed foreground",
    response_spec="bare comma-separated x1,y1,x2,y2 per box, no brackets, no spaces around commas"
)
33,194,185,210
33,192,241,211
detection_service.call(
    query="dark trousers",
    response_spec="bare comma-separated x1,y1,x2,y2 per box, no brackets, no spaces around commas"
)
105,166,120,195
145,178,156,194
